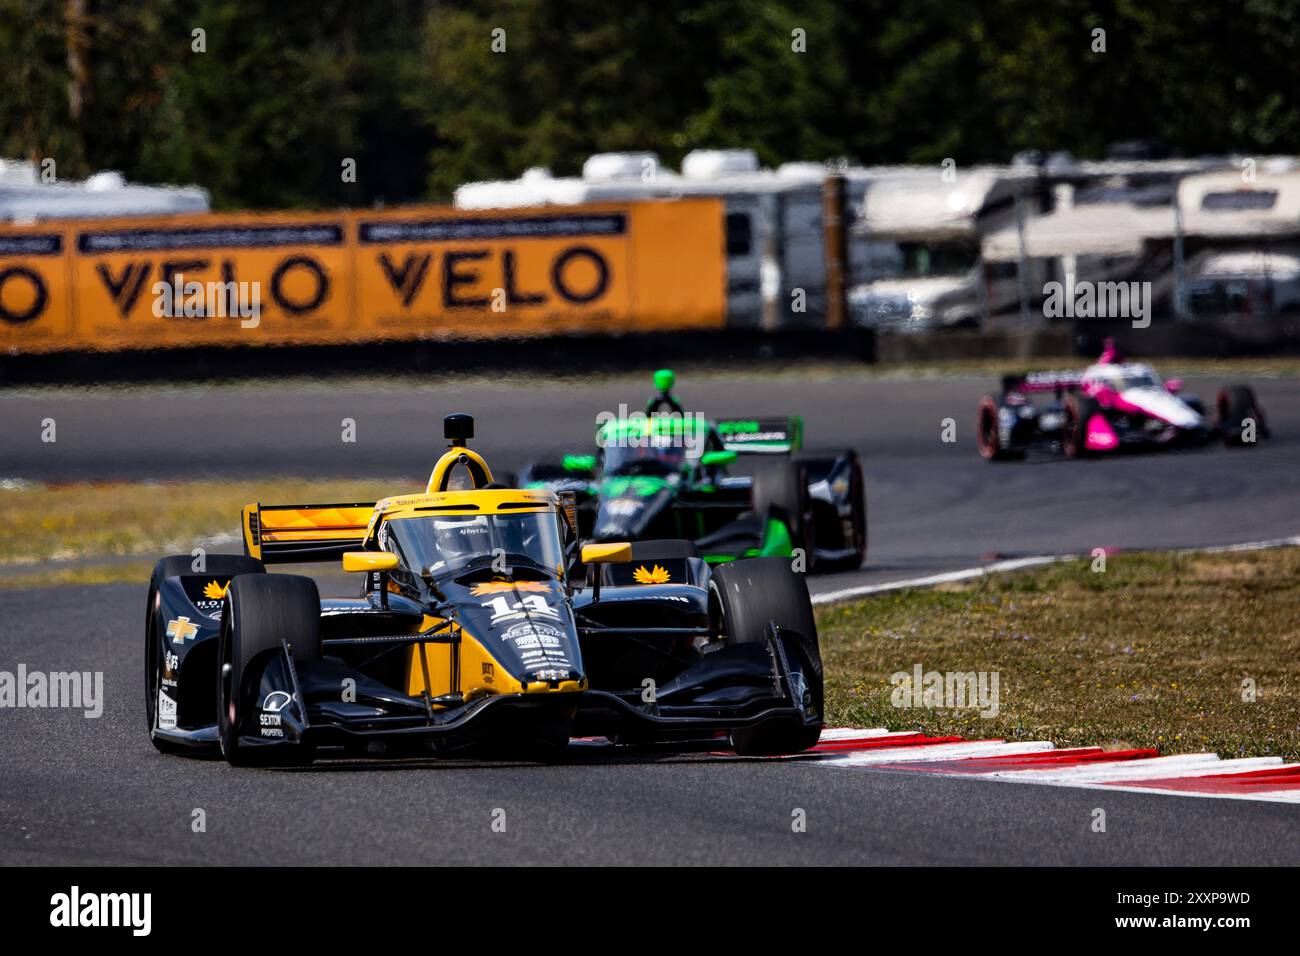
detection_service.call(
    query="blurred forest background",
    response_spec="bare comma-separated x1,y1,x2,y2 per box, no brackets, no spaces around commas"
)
3,0,1297,209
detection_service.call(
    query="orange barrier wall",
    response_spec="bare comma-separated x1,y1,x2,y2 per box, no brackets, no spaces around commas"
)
0,199,725,353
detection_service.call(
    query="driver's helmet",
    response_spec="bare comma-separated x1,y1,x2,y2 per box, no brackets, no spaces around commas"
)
626,442,668,463
431,515,490,561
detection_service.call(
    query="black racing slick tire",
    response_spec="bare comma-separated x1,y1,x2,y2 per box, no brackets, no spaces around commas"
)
795,449,868,572
1217,385,1268,447
751,459,815,572
145,553,264,754
844,452,868,570
1062,394,1101,459
710,558,823,756
976,395,1024,461
217,574,320,767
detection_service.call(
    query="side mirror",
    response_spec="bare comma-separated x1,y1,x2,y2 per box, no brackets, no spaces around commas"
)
581,542,632,564
700,450,737,468
342,551,399,573
1165,378,1183,393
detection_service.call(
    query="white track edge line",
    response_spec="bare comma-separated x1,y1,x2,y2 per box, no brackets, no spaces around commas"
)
811,535,1300,605
811,556,1063,604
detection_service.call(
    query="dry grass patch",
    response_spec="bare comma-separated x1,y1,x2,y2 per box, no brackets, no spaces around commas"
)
0,478,411,566
817,548,1300,759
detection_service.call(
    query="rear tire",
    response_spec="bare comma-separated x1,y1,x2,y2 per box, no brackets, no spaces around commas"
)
145,554,264,754
751,459,814,572
217,574,320,767
1062,394,1101,459
795,449,867,571
1217,385,1267,446
710,558,823,756
849,455,867,569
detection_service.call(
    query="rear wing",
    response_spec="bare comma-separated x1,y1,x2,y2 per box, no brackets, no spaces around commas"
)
242,502,375,564
1004,370,1086,395
715,416,804,454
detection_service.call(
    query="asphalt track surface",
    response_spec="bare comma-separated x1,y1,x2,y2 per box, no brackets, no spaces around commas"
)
2,370,1299,865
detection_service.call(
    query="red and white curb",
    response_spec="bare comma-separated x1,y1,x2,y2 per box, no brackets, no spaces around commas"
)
806,728,1300,803
802,537,1300,802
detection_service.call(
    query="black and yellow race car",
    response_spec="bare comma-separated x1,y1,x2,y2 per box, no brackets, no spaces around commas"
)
144,415,822,766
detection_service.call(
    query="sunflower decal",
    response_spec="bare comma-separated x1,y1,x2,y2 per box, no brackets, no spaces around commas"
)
632,564,671,584
203,579,231,600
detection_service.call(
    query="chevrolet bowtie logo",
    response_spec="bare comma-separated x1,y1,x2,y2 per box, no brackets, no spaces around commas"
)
167,616,199,644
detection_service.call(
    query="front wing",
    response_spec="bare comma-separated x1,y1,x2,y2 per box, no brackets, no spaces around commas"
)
228,624,816,759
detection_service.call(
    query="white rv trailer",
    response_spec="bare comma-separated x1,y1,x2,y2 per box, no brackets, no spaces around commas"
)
983,162,1299,256
1175,165,1300,238
982,160,1300,319
1175,165,1300,317
457,151,1300,330
0,160,210,222
1185,249,1300,316
845,166,1038,331
456,152,1054,330
456,150,864,328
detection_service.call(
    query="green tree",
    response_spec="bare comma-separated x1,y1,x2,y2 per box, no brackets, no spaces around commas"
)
1,0,1296,209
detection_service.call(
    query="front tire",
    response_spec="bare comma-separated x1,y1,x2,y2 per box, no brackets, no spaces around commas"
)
976,395,1024,461
1217,385,1267,446
217,574,320,767
145,553,264,754
710,557,823,756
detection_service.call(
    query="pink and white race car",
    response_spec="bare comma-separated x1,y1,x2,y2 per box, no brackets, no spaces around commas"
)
976,340,1269,460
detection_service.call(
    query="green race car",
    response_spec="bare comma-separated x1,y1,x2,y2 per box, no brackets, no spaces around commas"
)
520,370,867,573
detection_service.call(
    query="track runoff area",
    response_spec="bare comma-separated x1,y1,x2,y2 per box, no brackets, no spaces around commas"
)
4,373,1297,926
795,536,1300,805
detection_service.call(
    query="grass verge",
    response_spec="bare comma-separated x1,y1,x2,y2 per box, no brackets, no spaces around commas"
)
817,548,1300,759
0,478,409,574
